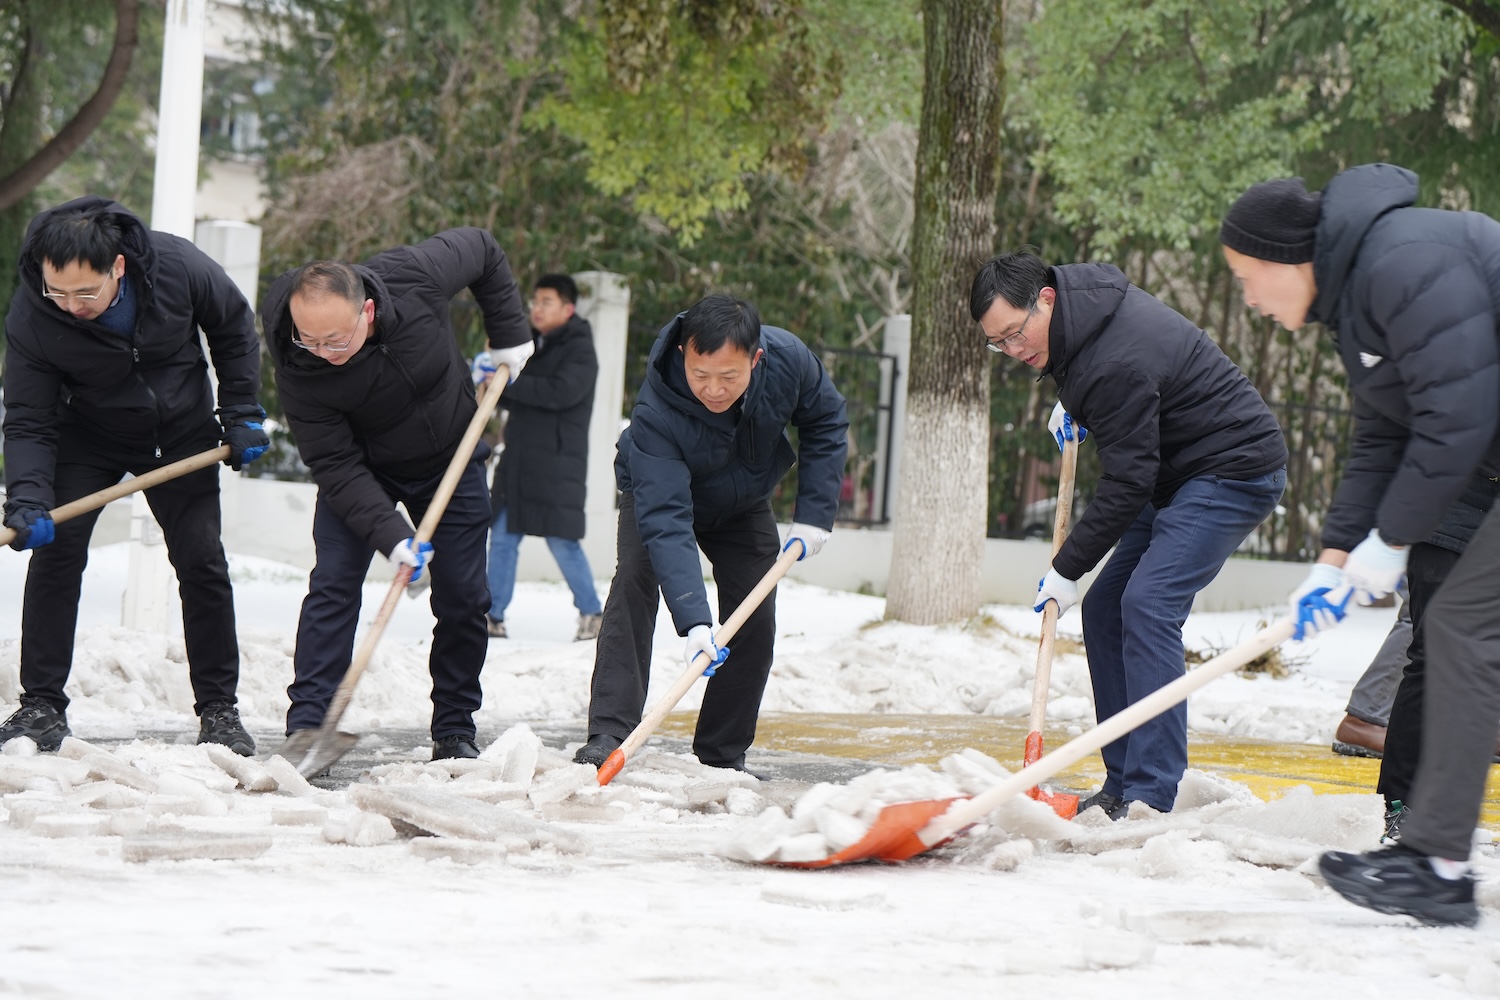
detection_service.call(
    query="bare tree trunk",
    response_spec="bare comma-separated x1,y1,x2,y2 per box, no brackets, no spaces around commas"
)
885,0,1004,624
0,0,141,212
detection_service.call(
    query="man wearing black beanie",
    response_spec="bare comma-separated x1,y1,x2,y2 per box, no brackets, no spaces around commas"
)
1221,162,1500,927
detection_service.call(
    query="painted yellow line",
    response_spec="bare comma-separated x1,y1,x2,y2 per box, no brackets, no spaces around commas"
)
660,711,1500,830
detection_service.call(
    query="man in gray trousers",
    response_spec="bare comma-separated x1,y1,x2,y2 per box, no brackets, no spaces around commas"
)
1222,162,1500,927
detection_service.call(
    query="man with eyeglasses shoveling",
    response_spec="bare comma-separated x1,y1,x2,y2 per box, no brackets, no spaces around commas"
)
971,248,1287,822
261,230,533,762
2,197,270,755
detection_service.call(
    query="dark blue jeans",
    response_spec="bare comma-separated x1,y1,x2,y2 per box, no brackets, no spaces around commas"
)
1080,468,1285,811
286,453,492,740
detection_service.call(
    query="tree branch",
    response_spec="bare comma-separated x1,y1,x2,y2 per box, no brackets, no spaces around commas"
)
1440,0,1500,39
0,0,142,212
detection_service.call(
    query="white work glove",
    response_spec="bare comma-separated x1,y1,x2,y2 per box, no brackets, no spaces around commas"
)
1342,529,1409,605
1288,562,1348,641
488,340,536,384
470,351,497,386
684,624,729,674
783,522,831,560
1047,401,1088,452
1034,567,1079,616
389,537,435,597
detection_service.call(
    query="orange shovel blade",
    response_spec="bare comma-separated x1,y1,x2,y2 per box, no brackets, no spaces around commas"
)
765,798,962,869
1022,729,1079,819
597,748,626,785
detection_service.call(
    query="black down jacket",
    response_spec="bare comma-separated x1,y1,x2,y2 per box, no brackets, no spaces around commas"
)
616,316,849,633
490,314,599,540
4,196,261,507
1044,263,1288,580
262,228,531,556
1308,163,1500,550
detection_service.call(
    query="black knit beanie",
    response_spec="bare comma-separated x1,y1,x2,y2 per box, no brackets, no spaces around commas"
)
1219,177,1322,264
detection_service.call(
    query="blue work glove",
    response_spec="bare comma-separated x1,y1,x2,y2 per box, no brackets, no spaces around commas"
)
390,538,435,597
470,351,497,386
783,522,831,560
1288,562,1349,641
1034,567,1079,616
1047,401,1087,452
684,624,730,675
218,405,270,471
4,498,55,551
1341,529,1409,605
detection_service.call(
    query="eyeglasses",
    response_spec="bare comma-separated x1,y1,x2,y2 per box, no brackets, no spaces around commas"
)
292,312,364,353
984,304,1038,354
42,282,110,305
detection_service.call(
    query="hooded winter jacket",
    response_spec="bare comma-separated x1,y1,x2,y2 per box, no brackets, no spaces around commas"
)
490,313,598,540
1044,263,1288,580
3,196,261,507
1307,163,1500,550
615,316,849,633
262,228,530,556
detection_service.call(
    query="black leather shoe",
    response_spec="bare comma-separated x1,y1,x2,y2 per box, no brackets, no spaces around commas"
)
0,698,70,752
197,701,255,757
432,735,480,760
1319,844,1478,927
1076,789,1128,821
573,734,623,767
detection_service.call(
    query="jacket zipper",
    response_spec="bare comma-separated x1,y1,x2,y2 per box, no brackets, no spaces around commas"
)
378,344,443,453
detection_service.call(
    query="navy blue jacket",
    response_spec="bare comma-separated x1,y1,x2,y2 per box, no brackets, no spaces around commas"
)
615,316,849,633
1308,164,1500,549
4,196,261,507
1044,263,1288,580
263,228,530,556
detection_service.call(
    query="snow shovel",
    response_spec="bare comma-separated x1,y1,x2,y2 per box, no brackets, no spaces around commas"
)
1026,437,1081,819
0,445,231,548
283,369,510,778
767,617,1298,867
596,541,805,785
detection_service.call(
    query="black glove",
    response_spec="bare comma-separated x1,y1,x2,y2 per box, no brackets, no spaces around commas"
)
4,497,55,552
218,404,271,472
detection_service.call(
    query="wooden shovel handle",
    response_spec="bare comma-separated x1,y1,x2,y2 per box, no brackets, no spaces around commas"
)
1028,437,1079,743
310,369,509,739
0,445,231,547
599,541,804,783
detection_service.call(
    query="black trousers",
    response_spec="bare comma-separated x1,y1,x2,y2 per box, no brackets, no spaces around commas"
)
285,454,492,740
586,494,780,769
21,421,239,715
1378,543,1459,807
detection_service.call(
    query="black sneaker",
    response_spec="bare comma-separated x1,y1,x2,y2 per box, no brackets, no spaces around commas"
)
486,615,508,639
573,733,623,767
432,735,480,760
197,701,255,757
0,698,70,752
1381,800,1408,845
1318,843,1479,927
1076,789,1128,821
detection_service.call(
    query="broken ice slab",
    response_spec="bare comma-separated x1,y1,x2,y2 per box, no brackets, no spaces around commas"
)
204,745,278,792
323,811,396,847
30,812,115,838
349,784,585,853
447,781,530,805
69,781,148,811
409,835,526,864
5,795,66,830
144,794,228,818
424,759,501,780
120,831,273,862
537,800,626,824
528,763,597,806
270,804,328,826
79,753,159,794
55,737,107,760
260,755,317,798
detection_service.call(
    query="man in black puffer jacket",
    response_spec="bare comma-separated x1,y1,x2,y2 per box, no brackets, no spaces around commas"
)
572,295,848,773
262,229,533,761
1,197,269,756
1222,162,1500,927
971,249,1287,821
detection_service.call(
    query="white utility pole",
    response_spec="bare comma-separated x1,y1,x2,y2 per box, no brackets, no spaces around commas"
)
125,0,208,632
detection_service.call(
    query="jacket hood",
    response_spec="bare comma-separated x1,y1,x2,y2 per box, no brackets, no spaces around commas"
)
17,195,155,306
263,262,391,374
1043,263,1130,381
644,313,766,427
1310,164,1419,325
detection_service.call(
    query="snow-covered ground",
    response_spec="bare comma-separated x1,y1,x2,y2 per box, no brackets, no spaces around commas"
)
1,543,1496,999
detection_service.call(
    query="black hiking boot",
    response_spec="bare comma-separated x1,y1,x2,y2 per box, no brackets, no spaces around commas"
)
1076,789,1128,821
1318,843,1478,928
573,733,623,767
0,698,70,752
432,735,480,760
197,701,255,756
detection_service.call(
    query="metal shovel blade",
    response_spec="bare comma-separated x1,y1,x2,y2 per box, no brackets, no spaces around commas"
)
276,729,361,778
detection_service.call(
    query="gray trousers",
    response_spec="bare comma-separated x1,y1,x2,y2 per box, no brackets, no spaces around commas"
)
1345,599,1412,725
1402,504,1500,861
